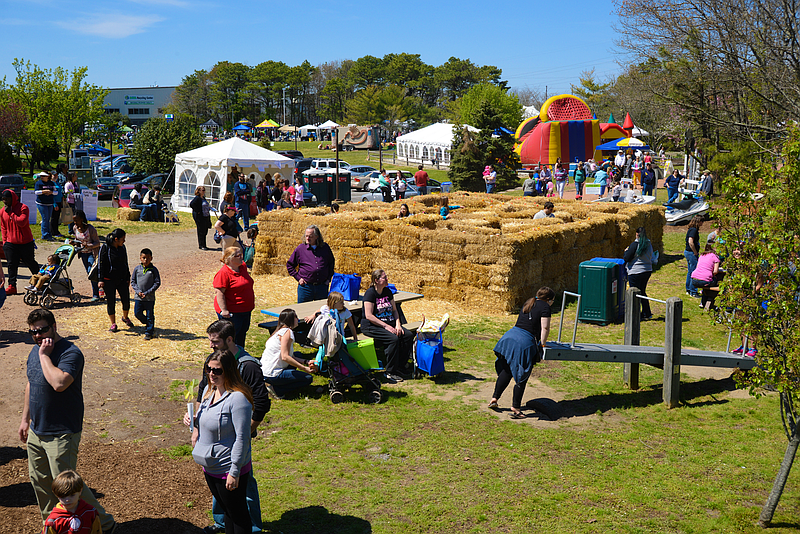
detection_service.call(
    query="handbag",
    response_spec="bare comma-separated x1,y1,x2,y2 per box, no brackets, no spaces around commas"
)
213,231,222,244
87,257,99,282
60,201,73,224
415,329,445,376
329,273,361,301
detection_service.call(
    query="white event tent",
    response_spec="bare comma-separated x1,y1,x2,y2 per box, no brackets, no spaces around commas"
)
396,122,478,167
172,138,295,213
298,124,319,137
318,120,339,130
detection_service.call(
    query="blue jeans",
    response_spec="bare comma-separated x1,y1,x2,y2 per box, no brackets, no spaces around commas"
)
236,203,249,229
212,470,263,532
684,250,699,295
134,299,155,335
486,183,496,194
217,310,251,347
297,282,329,303
37,204,53,239
643,183,654,196
667,187,679,203
79,253,99,298
265,367,313,397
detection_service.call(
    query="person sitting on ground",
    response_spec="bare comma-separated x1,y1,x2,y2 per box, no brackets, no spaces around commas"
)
361,269,414,383
398,203,411,218
42,470,101,534
533,201,555,219
330,202,340,214
439,196,461,219
130,248,161,341
261,309,318,399
690,242,722,311
26,254,58,292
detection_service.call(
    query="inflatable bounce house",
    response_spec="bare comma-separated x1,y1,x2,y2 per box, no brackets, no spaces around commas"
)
515,94,635,167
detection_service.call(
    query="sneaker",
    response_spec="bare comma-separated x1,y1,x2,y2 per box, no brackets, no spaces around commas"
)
24,285,35,291
732,345,744,355
746,348,758,358
89,296,100,303
385,373,404,383
144,334,153,341
264,383,282,400
109,324,118,333
122,317,134,328
5,285,17,295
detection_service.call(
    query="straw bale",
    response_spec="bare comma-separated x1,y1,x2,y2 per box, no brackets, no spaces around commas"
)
116,207,141,221
334,246,372,277
451,261,499,288
419,284,464,302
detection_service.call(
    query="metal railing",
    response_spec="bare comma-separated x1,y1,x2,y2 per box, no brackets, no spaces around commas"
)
557,291,582,347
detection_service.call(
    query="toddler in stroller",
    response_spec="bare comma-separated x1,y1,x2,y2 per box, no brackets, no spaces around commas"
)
23,244,82,308
307,292,383,404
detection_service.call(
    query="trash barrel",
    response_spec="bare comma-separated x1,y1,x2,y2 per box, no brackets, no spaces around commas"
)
590,257,627,321
577,260,620,324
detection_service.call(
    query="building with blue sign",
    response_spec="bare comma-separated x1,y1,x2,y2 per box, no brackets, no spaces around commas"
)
103,86,177,127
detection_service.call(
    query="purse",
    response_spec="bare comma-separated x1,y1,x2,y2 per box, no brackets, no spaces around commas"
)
213,231,222,244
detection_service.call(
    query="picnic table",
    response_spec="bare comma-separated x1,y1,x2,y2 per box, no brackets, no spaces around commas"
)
259,291,425,337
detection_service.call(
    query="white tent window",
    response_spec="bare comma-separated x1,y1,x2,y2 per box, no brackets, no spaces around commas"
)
205,171,222,208
397,144,403,157
435,147,442,162
444,149,450,163
177,169,197,207
422,146,429,160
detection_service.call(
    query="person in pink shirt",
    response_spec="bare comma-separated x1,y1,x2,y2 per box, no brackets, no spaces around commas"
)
690,243,721,311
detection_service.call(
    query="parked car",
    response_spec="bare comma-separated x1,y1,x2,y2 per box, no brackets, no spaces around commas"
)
368,173,442,194
292,158,314,182
276,150,304,160
78,143,111,156
111,183,149,208
96,177,120,200
348,165,377,176
0,174,26,197
309,159,350,171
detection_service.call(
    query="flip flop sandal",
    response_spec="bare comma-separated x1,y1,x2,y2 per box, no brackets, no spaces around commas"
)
509,412,527,419
488,401,500,411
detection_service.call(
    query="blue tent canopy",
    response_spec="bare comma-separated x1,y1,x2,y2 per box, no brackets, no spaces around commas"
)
232,124,251,131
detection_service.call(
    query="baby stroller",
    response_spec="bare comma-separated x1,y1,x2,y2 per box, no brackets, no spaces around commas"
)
308,310,383,404
23,243,82,309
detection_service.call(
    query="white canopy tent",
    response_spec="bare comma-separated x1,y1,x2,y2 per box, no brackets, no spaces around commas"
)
318,120,339,130
395,122,479,167
632,125,650,137
172,138,295,213
298,124,319,137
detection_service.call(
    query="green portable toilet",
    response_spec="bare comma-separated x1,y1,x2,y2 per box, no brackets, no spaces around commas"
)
577,260,620,324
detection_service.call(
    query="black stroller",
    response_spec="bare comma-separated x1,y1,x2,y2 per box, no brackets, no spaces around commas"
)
308,310,383,404
23,243,82,309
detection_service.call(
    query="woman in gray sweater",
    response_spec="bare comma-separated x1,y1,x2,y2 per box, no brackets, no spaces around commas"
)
623,227,655,320
192,350,254,534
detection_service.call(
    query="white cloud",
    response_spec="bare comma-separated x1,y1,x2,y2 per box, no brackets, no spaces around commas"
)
59,14,164,39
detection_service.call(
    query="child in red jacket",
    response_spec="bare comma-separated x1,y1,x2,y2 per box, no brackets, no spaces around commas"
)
42,470,101,534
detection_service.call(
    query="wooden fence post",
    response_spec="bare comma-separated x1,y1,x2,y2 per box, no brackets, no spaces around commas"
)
663,297,683,408
624,287,641,389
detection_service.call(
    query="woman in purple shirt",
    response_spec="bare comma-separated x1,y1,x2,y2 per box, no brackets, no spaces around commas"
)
286,225,335,303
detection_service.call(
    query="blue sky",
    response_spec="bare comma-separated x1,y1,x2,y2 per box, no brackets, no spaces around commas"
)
1,0,622,97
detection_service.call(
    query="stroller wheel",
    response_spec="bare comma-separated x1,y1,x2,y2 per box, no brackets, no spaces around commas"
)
41,295,56,309
367,390,382,404
70,293,82,304
329,390,344,404
23,291,38,306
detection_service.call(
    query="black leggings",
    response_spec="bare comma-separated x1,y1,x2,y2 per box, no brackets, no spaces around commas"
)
627,271,652,317
205,471,252,534
492,354,527,410
104,278,130,316
361,322,414,374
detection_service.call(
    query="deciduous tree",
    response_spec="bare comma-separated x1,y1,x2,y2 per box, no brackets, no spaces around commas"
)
130,117,204,175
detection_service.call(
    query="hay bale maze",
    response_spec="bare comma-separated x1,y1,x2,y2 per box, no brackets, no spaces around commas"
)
252,194,664,312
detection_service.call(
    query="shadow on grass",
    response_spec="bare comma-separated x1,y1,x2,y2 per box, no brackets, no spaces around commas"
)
530,375,740,420
264,505,371,534
427,370,481,385
655,252,685,269
119,517,203,533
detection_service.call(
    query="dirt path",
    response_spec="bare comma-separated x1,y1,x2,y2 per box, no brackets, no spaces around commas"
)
0,229,220,533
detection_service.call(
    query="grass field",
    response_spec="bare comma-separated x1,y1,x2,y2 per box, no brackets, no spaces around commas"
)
218,227,798,533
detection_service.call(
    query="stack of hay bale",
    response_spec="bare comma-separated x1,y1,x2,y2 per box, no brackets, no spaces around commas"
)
116,207,141,221
252,195,664,311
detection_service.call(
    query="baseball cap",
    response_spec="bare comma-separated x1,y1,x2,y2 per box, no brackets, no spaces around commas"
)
37,171,50,178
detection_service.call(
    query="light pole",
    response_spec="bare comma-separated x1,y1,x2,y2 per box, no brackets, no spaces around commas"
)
282,87,286,125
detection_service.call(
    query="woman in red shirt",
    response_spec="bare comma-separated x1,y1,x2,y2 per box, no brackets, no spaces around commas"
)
213,246,255,347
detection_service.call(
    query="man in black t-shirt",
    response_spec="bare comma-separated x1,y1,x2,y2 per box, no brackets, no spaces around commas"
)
19,309,117,533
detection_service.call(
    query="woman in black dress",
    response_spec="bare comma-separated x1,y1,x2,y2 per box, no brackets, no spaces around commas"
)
190,186,212,250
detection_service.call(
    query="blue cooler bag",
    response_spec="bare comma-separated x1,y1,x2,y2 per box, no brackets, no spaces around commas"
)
330,273,361,301
416,329,445,376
